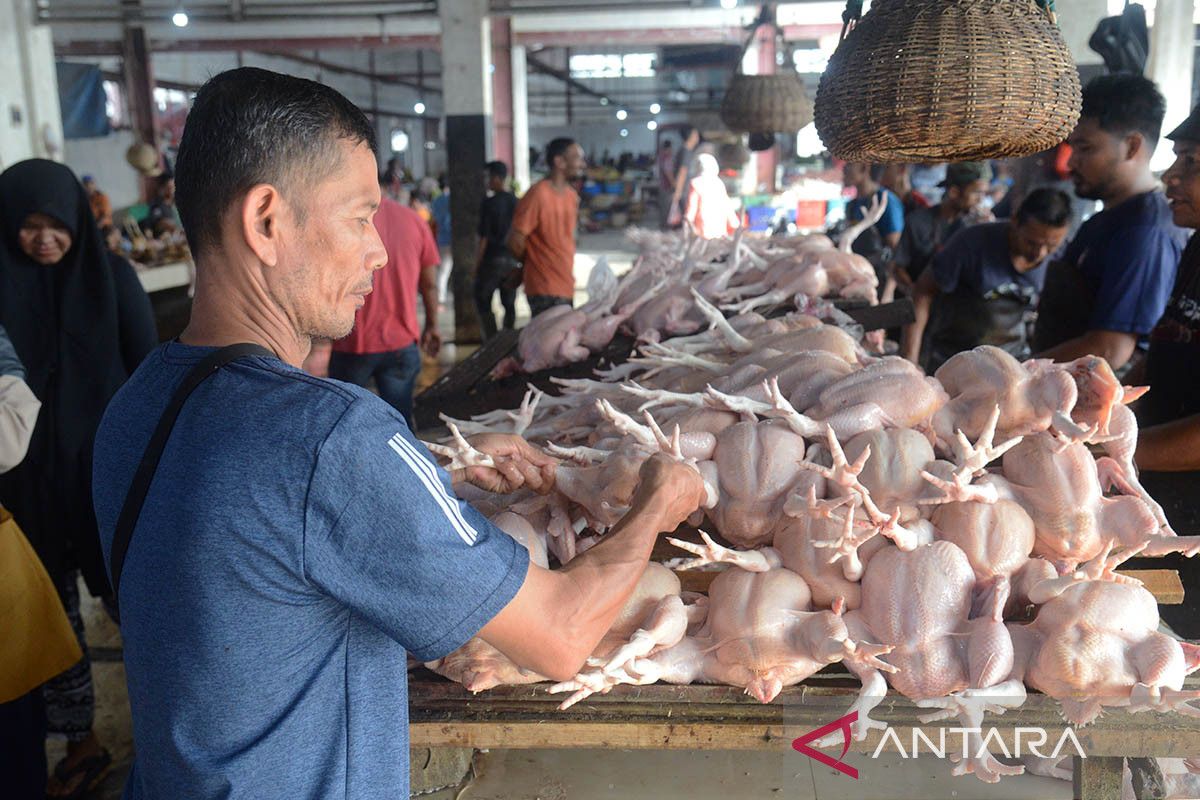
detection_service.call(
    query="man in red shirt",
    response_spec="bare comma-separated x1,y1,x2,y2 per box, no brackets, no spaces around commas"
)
508,138,586,316
330,190,441,427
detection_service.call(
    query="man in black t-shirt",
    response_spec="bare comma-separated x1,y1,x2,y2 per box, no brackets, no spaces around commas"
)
1128,104,1200,638
474,161,519,340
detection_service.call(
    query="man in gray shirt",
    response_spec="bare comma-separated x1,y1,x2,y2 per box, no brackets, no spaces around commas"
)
890,162,992,297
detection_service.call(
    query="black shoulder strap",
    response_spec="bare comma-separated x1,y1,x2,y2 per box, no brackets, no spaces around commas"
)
109,343,275,622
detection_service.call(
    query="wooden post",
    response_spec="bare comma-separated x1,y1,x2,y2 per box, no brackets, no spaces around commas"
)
121,25,158,201
1074,756,1124,800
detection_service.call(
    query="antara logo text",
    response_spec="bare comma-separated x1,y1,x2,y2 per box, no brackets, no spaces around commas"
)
791,712,1087,779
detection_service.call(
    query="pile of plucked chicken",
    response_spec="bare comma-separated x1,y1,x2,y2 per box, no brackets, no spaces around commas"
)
425,221,1200,786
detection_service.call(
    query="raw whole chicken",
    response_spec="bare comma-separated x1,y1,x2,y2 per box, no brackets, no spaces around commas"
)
706,356,948,442
690,419,814,547
1008,563,1200,726
999,432,1200,570
829,540,1028,783
932,345,1089,448
929,499,1057,617
551,564,894,706
428,509,690,693
513,287,656,373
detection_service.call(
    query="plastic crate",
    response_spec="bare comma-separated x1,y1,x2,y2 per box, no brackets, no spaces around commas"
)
745,206,777,232
796,200,826,229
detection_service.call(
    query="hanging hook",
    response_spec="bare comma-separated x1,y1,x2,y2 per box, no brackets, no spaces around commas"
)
839,0,863,41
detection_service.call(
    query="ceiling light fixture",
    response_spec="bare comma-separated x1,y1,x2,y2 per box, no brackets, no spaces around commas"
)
649,103,661,114
616,109,628,121
172,10,189,26
414,101,426,115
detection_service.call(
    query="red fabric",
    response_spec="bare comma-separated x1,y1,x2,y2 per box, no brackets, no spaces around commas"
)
332,198,439,355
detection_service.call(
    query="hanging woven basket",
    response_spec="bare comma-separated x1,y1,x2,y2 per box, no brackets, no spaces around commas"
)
720,8,813,134
814,0,1082,162
721,74,813,134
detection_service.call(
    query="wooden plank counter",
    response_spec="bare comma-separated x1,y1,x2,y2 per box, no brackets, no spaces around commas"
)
409,669,1200,759
411,526,1195,799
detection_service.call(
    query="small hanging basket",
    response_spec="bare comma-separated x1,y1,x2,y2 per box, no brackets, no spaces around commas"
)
720,7,813,134
814,0,1082,162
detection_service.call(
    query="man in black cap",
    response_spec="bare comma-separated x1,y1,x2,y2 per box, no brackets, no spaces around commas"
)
889,161,992,295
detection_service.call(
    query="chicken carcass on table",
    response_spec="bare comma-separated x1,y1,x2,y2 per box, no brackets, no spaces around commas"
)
428,508,692,693
1008,557,1200,726
704,356,948,442
828,539,1028,783
998,432,1200,570
551,563,894,707
511,285,659,373
424,511,551,691
931,345,1092,448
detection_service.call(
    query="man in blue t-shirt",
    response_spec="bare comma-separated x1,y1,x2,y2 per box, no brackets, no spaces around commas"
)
431,180,453,306
1033,74,1188,371
844,162,905,286
90,67,707,800
901,188,1072,372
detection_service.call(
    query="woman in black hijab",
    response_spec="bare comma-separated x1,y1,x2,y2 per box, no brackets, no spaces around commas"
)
0,159,156,797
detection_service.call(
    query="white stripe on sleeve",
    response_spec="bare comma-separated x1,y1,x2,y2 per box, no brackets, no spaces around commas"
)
387,433,478,546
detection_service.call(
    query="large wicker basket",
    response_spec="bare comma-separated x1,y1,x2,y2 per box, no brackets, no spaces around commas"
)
814,0,1082,162
721,73,813,134
719,7,813,135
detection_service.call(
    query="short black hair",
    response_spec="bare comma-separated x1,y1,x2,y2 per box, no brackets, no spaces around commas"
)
545,138,576,169
1016,187,1072,228
175,67,376,257
1080,74,1167,150
485,160,509,180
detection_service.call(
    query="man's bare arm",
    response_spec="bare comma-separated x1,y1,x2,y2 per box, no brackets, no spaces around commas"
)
1037,329,1138,369
900,268,938,364
1136,414,1200,472
507,229,528,260
478,455,705,681
418,263,441,356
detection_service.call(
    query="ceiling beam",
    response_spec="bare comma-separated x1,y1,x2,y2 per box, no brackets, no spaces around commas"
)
251,50,443,93
524,51,607,102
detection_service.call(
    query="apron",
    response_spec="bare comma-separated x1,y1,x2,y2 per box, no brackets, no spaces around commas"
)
924,284,1034,374
1124,337,1200,637
1031,257,1095,354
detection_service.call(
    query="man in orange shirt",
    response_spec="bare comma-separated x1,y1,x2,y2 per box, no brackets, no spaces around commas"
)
508,138,586,316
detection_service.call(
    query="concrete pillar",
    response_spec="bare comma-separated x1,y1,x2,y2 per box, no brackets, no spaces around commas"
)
440,0,492,343
755,26,778,195
491,17,515,172
122,25,159,201
0,0,64,168
1147,0,1195,170
740,42,760,197
512,45,531,192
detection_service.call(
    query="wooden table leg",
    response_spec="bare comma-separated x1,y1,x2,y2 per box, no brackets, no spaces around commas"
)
1074,756,1125,800
1127,757,1166,800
